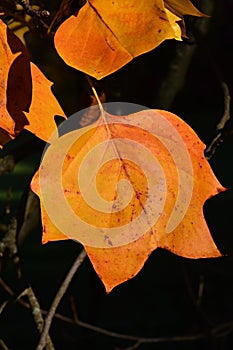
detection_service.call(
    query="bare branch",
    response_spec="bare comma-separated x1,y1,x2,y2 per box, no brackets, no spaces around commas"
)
0,338,10,350
1,276,233,347
16,0,49,31
36,249,87,350
0,220,55,350
26,287,55,350
216,82,231,130
205,82,231,160
117,340,142,350
0,218,21,278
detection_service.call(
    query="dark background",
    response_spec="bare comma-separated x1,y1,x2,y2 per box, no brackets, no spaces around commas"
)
1,1,233,349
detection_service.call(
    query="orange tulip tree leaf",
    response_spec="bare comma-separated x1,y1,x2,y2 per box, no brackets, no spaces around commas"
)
31,108,226,292
54,0,205,80
0,20,65,148
24,62,66,141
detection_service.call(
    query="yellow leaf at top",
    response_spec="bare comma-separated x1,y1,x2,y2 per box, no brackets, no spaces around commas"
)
54,0,181,80
54,0,206,79
31,108,226,292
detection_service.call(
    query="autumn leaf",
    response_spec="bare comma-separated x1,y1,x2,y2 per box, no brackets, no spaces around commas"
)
164,0,206,18
0,20,66,148
31,107,225,292
0,19,27,142
23,62,66,141
54,0,205,80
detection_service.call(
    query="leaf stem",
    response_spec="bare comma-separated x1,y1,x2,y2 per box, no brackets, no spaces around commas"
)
85,75,102,108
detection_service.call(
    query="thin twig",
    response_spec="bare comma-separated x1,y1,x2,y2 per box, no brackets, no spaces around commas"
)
26,287,55,350
0,277,29,312
17,0,49,18
67,318,233,344
47,0,81,35
16,0,49,31
0,277,13,296
0,339,10,350
74,318,205,343
197,274,205,307
85,75,105,116
118,340,142,350
205,82,231,160
70,295,79,323
0,218,21,279
216,82,231,130
1,276,233,346
0,220,55,349
36,248,87,350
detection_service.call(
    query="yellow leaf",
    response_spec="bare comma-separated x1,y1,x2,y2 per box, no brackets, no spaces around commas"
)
31,108,225,292
54,0,180,79
24,62,66,142
54,0,207,79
